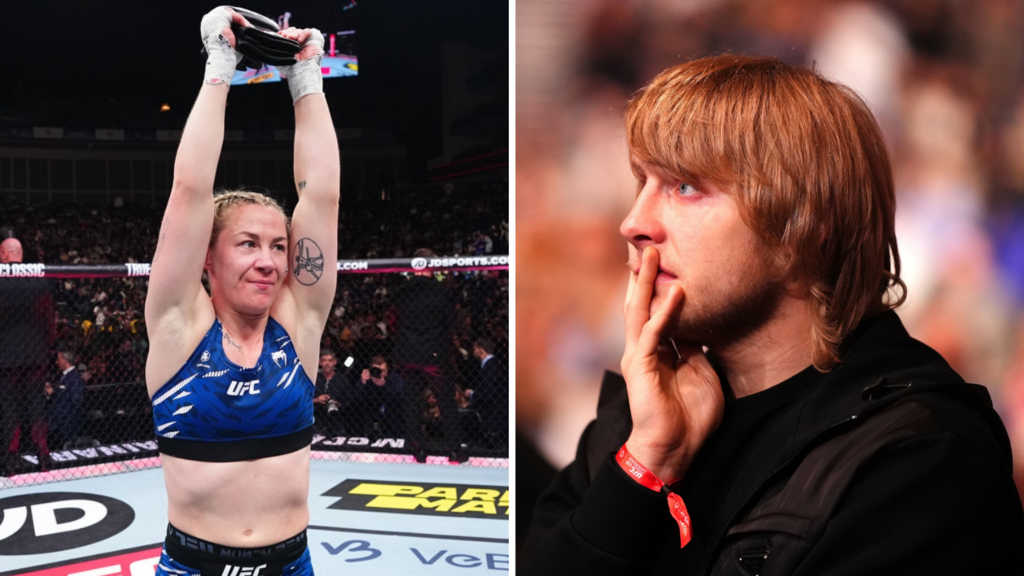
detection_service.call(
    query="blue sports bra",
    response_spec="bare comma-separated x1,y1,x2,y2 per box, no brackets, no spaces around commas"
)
151,317,314,462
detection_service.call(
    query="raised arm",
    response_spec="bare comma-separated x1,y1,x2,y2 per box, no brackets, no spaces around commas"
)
289,93,340,315
145,84,223,321
145,7,248,325
273,28,340,361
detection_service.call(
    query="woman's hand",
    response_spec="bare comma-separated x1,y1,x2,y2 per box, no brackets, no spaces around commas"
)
199,7,250,85
621,246,725,483
200,7,252,49
276,27,325,103
277,27,324,61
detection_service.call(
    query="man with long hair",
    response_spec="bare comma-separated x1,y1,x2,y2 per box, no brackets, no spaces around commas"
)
524,55,1024,574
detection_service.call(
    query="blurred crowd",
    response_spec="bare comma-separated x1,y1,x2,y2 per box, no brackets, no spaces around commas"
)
517,0,1024,513
3,186,509,266
0,181,509,469
339,183,510,259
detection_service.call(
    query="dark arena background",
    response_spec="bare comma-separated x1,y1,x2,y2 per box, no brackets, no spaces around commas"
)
0,1,509,574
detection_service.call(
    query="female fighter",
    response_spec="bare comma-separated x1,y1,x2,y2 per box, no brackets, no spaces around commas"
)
145,7,338,575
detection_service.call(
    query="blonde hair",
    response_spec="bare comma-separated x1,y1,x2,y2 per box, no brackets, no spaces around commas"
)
210,190,291,247
626,55,906,370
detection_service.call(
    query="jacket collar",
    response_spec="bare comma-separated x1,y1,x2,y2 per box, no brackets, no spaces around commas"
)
701,311,989,574
768,310,963,447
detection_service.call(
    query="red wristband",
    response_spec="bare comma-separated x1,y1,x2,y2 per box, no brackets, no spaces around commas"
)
616,444,692,548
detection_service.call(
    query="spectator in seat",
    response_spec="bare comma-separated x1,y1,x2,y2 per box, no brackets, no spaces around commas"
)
107,338,142,383
421,386,443,440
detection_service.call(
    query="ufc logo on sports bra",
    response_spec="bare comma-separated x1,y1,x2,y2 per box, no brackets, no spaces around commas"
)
221,563,267,576
227,379,261,396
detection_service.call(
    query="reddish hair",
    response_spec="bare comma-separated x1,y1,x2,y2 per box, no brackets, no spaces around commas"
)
626,55,906,370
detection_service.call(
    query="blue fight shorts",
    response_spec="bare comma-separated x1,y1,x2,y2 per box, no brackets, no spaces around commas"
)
155,524,314,576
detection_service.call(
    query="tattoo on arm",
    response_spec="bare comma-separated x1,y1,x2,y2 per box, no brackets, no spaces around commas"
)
298,180,306,191
292,237,324,286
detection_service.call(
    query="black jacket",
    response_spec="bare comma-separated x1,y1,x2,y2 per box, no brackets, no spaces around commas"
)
48,367,85,437
523,311,1024,574
475,357,507,411
475,356,509,439
315,371,351,404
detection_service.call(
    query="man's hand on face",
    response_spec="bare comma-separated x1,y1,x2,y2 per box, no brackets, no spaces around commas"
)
621,246,725,483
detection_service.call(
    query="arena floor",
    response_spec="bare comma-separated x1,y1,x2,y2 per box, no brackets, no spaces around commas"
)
0,455,509,575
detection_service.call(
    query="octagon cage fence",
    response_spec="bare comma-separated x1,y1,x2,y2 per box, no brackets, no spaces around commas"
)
0,256,509,488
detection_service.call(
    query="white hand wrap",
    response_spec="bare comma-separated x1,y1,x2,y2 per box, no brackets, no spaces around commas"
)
200,6,242,85
279,29,325,103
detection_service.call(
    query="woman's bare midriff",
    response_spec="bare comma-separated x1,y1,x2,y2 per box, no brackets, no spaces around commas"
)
161,446,311,547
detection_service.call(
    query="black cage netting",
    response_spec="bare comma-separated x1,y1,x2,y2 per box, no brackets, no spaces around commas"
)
0,257,509,487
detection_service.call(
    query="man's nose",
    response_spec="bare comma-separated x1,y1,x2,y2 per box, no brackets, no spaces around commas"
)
619,181,666,252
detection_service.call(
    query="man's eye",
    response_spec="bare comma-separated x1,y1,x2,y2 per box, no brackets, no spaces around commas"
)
678,183,698,196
